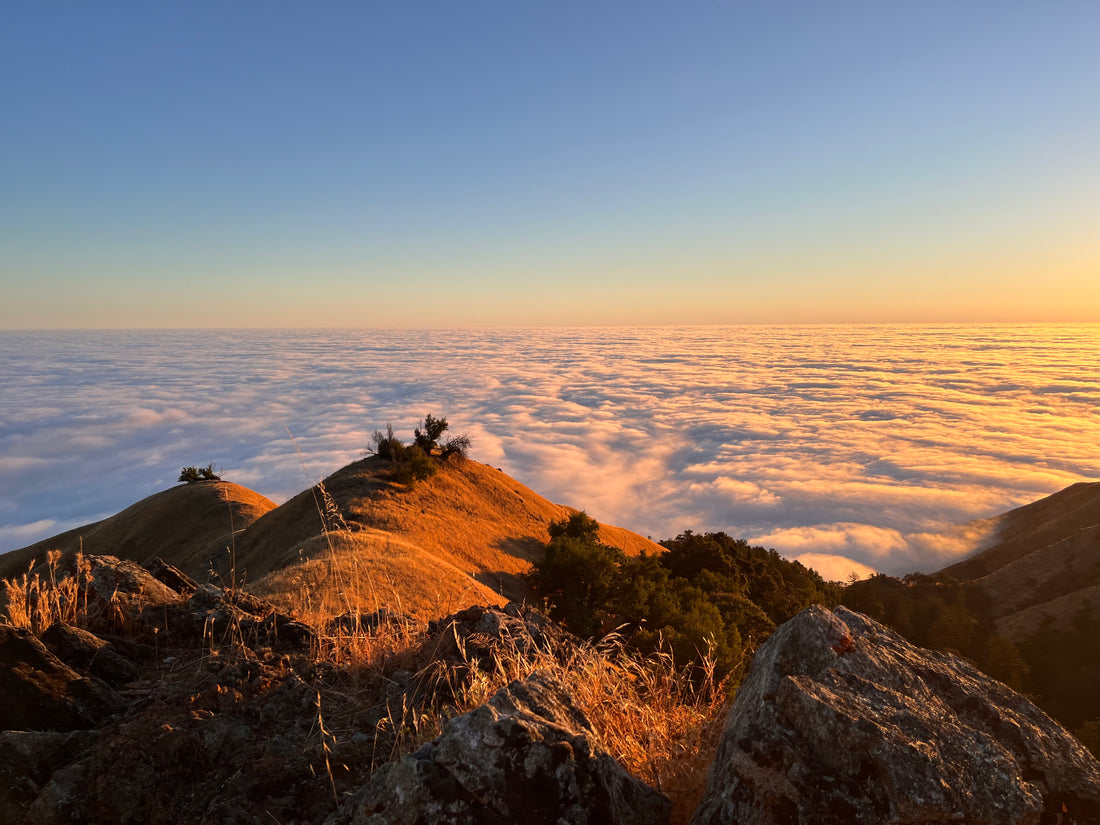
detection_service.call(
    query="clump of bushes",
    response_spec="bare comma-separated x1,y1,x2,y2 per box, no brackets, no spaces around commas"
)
179,463,221,483
368,414,471,487
529,519,842,684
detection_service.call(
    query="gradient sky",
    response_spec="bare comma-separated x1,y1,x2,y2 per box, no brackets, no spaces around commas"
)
3,2,1099,328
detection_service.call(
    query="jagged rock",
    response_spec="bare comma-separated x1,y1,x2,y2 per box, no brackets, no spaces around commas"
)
84,554,182,608
692,605,1100,825
333,670,671,825
0,730,101,823
185,584,317,649
328,607,419,635
40,622,138,687
406,603,573,706
147,556,200,595
0,624,125,732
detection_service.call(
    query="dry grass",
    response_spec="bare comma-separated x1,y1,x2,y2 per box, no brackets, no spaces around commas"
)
311,607,731,825
445,632,731,823
254,530,505,628
2,549,731,824
229,456,662,597
2,549,95,633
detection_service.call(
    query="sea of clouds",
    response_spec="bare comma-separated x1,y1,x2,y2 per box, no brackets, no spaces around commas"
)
2,325,1098,580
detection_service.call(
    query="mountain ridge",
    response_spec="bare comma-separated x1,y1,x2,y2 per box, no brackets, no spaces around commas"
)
0,455,661,620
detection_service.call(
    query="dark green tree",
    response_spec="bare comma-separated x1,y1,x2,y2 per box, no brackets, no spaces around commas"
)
179,463,221,483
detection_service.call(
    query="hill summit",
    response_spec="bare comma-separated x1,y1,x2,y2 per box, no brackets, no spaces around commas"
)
0,455,660,621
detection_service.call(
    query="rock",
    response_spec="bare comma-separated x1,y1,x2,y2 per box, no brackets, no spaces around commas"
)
147,556,200,595
0,729,100,823
328,608,419,635
692,605,1100,825
186,584,317,650
0,624,125,732
40,622,138,687
408,603,573,705
84,554,182,609
334,670,671,825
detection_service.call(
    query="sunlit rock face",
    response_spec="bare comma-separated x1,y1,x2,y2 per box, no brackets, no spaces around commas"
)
692,605,1100,825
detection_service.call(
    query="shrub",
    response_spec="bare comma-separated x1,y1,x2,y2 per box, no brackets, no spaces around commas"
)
366,414,470,487
392,444,438,486
179,463,221,483
370,424,404,461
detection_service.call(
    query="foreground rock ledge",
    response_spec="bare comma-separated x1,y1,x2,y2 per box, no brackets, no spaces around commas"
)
692,605,1100,825
332,670,671,825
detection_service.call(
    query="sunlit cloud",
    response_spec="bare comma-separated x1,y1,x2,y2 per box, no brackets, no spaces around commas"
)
791,553,878,583
1,325,1098,577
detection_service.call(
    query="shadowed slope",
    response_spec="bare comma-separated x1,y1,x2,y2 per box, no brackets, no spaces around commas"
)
0,482,276,580
943,481,1100,582
938,480,1100,638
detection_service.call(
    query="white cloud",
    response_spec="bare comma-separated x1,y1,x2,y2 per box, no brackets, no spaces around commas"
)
2,325,1098,576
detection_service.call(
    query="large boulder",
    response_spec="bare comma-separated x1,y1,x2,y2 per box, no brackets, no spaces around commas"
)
334,670,671,825
692,605,1100,825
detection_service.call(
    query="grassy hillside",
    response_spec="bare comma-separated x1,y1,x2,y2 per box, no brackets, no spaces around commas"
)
0,481,276,580
2,454,661,621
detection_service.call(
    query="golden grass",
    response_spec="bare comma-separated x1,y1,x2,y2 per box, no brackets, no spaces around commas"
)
2,549,95,633
432,631,731,824
254,530,505,626
0,481,277,581
309,605,731,825
229,457,662,598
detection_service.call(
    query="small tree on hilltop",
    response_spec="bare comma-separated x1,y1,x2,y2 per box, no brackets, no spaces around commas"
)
366,414,469,487
414,414,450,453
370,424,405,461
179,463,221,483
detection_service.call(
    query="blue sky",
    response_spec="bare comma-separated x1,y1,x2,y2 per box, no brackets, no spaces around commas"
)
3,2,1099,327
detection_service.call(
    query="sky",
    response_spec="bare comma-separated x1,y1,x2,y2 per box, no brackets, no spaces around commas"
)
3,2,1099,328
3,326,1098,582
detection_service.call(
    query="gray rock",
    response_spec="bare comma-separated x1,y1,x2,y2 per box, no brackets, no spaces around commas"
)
335,670,671,825
692,605,1100,825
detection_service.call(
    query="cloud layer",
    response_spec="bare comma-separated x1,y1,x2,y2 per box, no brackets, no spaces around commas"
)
2,325,1098,578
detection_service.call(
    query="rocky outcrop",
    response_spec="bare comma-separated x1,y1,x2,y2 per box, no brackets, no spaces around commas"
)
334,670,671,825
0,729,102,823
40,622,138,687
692,605,1100,825
0,624,124,732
